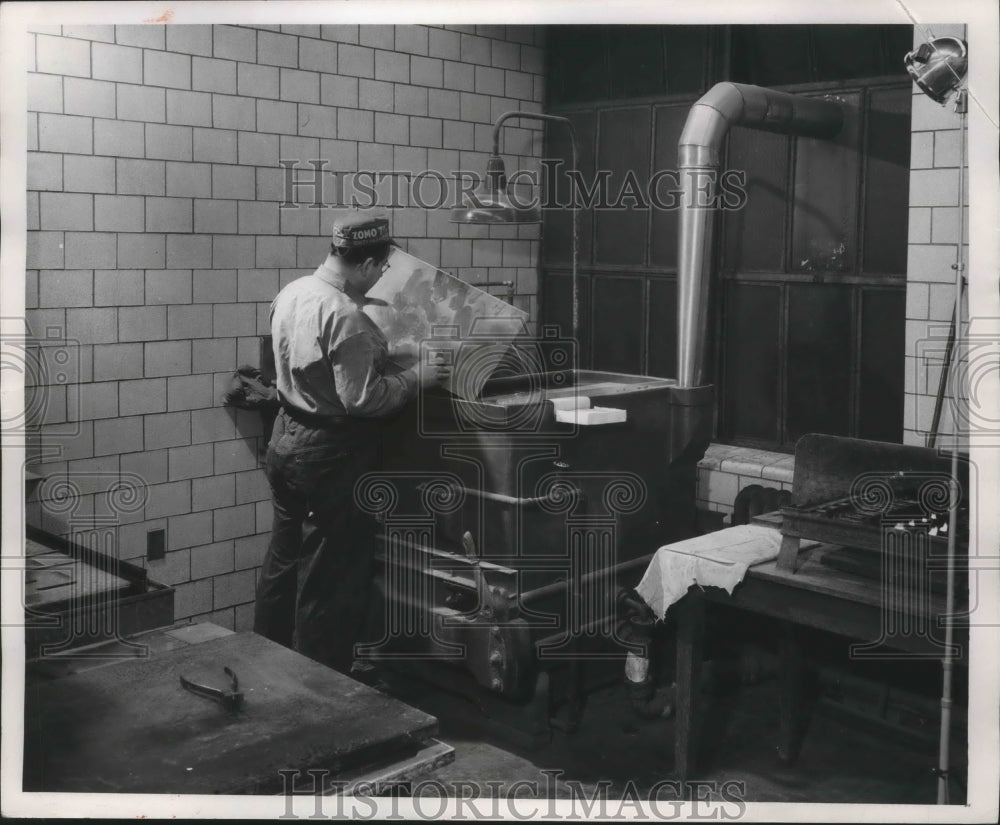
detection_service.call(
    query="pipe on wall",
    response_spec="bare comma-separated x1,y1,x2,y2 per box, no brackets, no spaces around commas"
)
676,82,846,388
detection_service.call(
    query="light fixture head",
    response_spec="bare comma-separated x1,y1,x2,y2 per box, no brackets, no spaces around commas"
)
450,153,542,224
904,36,968,105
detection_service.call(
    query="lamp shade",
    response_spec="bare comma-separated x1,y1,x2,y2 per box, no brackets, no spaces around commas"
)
449,192,541,224
904,37,968,105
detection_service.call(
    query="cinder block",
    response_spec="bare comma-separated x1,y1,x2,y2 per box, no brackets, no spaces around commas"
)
94,415,143,456
145,479,192,520
211,164,255,200
95,195,144,232
428,28,460,60
234,468,270,504
115,24,165,50
255,236,297,268
214,25,256,62
212,303,257,337
279,205,320,236
279,68,319,104
358,25,394,50
258,30,298,68
166,372,214,410
193,126,237,163
69,380,118,421
905,282,930,321
931,206,968,245
27,72,63,114
192,473,236,511
459,92,491,124
92,42,142,83
395,25,429,56
192,55,237,94
908,206,931,244
120,448,169,487
117,159,165,196
410,56,443,88
238,132,278,167
440,238,472,268
237,62,278,99
533,74,544,103
291,38,332,79
166,234,212,269
39,270,92,308
906,244,960,284
391,206,426,237
213,236,255,268
214,440,258,476
516,266,538,295
65,233,116,269
428,88,461,120
394,85,428,116
357,140,391,173
166,24,213,56
911,92,961,132
474,65,504,96
119,306,167,342
191,540,236,578
144,49,191,90
193,198,236,234
145,268,193,305
296,237,330,268
28,112,38,151
280,133,320,164
166,161,213,197
491,39,519,70
64,306,116,345
909,167,958,207
374,49,409,83
358,79,394,114
144,411,192,451
911,131,933,169
213,504,257,543
520,43,543,74
26,269,39,308
212,94,255,130
237,269,279,302
146,546,192,586
61,25,114,43
64,78,116,118
172,578,213,618
146,123,193,161
927,283,957,322
234,532,269,570
256,99,299,136
236,201,277,236
193,268,237,303
94,118,144,157
27,152,63,191
296,103,338,139
38,113,93,155
460,33,491,65
471,239,502,268
409,117,442,149
443,120,474,151
36,33,91,77
339,43,375,78
443,60,475,93
167,511,214,553
191,406,237,446
933,129,963,168
255,500,273,533
505,69,533,100
213,568,256,609
93,343,143,381
146,197,193,233
167,89,213,127
64,155,114,194
168,443,214,481
192,337,236,372
321,24,358,43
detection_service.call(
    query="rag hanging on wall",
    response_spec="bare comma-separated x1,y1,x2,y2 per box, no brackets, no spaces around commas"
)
903,31,968,807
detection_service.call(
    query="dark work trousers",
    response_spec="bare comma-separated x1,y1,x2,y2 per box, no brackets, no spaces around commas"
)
253,408,382,672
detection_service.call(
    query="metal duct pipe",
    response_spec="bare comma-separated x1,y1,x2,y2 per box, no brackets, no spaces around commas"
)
676,82,845,388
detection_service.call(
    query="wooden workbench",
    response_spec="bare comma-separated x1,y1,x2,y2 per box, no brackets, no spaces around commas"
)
24,624,452,795
672,541,968,780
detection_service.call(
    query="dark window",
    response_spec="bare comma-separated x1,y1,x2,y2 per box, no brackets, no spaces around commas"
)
542,24,912,450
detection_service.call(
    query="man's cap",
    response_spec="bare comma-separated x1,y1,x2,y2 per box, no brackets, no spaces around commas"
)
331,212,391,249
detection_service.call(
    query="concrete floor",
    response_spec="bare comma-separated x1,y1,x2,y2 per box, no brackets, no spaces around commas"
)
383,655,966,806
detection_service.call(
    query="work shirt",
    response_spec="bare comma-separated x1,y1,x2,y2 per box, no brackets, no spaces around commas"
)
270,260,416,419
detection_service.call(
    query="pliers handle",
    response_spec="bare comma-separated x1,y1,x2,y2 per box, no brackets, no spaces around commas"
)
179,666,244,712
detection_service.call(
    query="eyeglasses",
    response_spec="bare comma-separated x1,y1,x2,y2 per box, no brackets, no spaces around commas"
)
379,258,391,274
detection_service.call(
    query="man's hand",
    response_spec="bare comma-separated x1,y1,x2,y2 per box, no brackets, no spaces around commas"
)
416,352,452,390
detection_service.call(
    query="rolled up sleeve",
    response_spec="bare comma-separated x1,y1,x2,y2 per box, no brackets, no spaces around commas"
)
332,332,416,418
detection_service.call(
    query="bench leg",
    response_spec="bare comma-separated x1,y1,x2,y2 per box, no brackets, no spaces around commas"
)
674,592,705,781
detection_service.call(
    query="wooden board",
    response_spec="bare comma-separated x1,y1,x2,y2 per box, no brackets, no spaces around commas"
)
24,632,439,795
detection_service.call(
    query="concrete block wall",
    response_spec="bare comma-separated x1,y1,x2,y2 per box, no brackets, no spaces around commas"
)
903,24,969,446
24,23,546,631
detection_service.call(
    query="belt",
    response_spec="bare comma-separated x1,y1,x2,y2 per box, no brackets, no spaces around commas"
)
280,405,381,434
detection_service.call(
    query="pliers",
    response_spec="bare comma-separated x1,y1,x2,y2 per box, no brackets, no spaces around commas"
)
179,666,244,712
